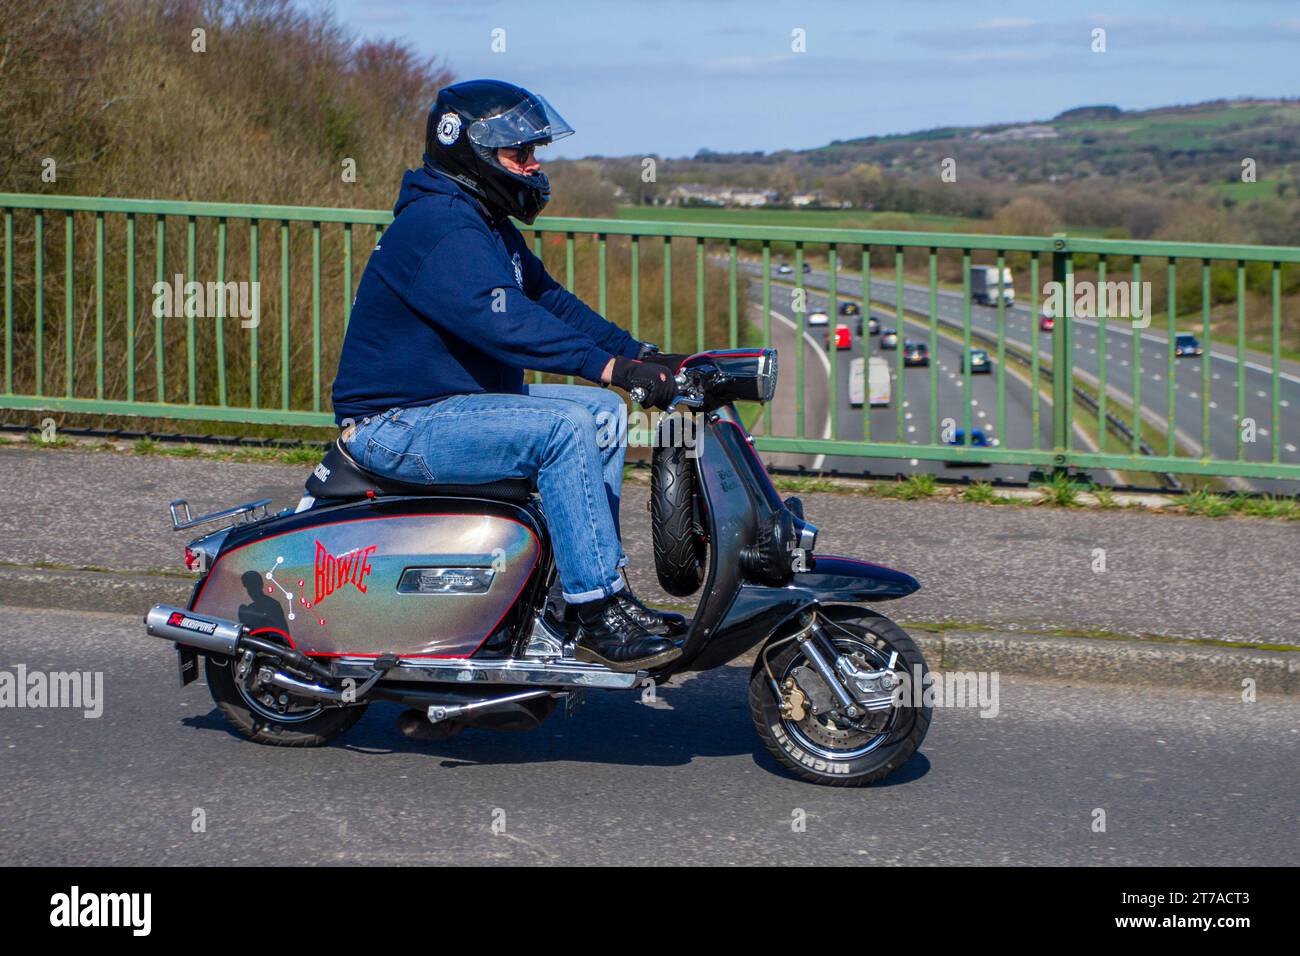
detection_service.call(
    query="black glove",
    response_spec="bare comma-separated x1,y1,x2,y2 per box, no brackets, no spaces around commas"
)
610,356,677,410
637,344,695,370
655,352,694,371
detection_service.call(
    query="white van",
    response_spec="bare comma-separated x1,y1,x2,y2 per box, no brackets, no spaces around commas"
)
849,356,891,408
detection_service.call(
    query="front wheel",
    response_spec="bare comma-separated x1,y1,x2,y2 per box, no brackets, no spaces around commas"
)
749,606,930,786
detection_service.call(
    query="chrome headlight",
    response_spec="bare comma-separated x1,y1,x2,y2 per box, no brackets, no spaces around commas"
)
757,348,778,403
682,348,779,404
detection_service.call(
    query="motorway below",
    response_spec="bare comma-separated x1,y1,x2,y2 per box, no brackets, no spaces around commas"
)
740,260,1299,492
1,604,1296,865
747,282,1062,483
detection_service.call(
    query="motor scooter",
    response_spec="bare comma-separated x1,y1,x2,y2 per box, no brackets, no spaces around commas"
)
145,348,931,785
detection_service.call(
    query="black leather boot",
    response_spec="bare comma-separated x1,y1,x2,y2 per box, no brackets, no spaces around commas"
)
615,588,688,637
573,594,682,672
547,576,687,638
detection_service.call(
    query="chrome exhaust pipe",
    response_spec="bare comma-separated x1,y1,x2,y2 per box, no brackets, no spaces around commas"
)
145,605,242,656
261,669,347,703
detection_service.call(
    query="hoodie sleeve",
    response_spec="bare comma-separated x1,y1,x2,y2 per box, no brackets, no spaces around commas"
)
405,226,616,382
519,241,643,359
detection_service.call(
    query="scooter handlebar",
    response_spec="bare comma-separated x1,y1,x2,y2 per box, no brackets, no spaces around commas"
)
630,373,700,411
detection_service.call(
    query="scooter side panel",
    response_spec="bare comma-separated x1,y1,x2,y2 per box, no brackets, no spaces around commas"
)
672,414,763,671
192,510,539,657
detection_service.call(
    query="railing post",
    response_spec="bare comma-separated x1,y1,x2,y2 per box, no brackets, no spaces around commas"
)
1050,233,1071,477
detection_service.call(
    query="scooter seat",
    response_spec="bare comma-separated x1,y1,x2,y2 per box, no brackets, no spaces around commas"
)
306,439,534,504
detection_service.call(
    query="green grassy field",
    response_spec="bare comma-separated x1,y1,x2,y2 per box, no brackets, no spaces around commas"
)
615,205,978,232
614,204,1117,239
1208,178,1284,201
1053,104,1292,146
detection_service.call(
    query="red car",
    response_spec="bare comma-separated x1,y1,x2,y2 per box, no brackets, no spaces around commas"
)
1039,305,1055,332
826,324,852,350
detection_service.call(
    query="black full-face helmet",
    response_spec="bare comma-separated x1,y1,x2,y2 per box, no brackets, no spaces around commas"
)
424,79,573,224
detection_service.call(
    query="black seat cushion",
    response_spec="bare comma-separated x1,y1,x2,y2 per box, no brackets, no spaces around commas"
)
306,440,534,504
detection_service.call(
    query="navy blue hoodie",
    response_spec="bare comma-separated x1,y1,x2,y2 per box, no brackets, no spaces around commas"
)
331,166,642,423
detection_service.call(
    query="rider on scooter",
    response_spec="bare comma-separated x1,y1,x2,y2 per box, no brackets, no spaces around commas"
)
332,79,694,672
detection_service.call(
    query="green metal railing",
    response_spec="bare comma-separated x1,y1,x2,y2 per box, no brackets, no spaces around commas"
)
1,193,1297,485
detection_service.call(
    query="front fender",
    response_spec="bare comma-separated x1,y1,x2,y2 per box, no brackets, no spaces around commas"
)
679,556,918,672
795,554,920,602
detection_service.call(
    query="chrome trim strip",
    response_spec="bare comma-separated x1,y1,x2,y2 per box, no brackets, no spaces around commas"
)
330,655,641,690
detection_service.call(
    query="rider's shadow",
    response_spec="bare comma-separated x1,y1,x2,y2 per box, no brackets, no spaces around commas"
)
183,662,931,783
340,666,756,768
335,665,932,785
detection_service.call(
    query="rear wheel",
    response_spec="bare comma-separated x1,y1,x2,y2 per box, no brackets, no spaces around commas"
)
749,606,930,786
205,653,367,747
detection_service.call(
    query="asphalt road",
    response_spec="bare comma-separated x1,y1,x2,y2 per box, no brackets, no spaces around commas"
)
1,605,1296,866
744,260,1300,492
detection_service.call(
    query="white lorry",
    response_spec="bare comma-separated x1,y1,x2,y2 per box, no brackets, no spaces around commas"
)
970,265,1015,306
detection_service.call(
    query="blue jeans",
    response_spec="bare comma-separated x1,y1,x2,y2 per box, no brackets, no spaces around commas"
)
344,384,628,603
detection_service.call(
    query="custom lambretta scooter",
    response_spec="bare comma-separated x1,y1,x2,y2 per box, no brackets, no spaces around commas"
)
145,349,931,785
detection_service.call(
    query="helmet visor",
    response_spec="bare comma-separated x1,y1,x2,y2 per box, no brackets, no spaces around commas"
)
467,95,574,149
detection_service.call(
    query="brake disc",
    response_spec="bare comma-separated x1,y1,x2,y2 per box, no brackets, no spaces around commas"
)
786,653,891,750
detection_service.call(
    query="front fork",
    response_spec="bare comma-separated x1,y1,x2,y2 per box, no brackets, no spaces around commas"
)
771,611,901,721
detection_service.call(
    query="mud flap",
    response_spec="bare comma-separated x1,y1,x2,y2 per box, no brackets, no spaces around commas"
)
176,644,200,687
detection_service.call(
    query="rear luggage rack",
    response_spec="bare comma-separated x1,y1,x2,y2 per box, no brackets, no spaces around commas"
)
169,497,273,531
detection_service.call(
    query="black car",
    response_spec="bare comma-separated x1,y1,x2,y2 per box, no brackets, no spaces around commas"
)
903,341,929,367
1174,333,1203,357
963,348,992,374
856,315,880,336
839,301,861,317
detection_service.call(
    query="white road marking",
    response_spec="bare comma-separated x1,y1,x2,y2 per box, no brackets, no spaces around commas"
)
764,306,832,470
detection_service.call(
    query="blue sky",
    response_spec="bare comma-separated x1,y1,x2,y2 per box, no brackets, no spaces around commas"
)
327,0,1300,158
